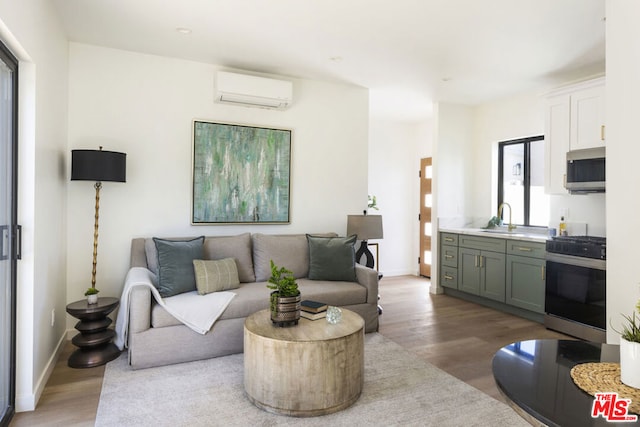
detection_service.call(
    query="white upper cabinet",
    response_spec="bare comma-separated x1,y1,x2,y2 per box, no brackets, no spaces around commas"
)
543,77,605,195
544,94,571,194
570,83,606,150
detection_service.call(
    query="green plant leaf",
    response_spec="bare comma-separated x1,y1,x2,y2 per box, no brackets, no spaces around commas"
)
266,260,299,297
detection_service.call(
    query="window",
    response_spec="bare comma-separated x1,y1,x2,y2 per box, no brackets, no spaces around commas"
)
498,136,549,227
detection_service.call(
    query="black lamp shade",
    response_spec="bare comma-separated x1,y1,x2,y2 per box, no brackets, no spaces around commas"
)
71,149,126,182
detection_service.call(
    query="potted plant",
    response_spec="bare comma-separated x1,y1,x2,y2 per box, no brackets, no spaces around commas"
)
614,300,640,388
368,194,378,211
266,260,300,327
85,287,99,305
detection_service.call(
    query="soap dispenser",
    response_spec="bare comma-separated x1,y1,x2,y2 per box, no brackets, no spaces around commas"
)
559,216,567,236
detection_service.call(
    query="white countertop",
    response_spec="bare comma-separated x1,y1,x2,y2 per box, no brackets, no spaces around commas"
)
439,227,550,243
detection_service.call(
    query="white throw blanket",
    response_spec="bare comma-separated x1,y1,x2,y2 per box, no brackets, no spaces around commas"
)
114,267,235,350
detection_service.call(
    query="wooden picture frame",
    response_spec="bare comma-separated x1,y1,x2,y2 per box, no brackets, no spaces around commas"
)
192,120,292,224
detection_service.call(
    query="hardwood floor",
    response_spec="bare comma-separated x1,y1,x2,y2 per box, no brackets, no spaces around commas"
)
10,275,571,425
377,275,571,402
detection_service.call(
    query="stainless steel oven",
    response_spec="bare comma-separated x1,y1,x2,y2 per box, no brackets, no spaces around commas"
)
545,236,606,343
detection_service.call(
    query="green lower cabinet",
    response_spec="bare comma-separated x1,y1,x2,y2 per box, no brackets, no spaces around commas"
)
458,248,481,295
458,248,506,302
506,254,545,313
480,251,506,302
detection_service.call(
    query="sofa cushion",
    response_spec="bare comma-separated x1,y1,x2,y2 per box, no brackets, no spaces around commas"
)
202,233,255,283
193,258,240,295
307,234,357,282
150,279,367,328
252,233,337,282
153,236,204,297
252,234,309,282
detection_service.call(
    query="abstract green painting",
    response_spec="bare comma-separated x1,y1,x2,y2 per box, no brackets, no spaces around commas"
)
192,121,291,224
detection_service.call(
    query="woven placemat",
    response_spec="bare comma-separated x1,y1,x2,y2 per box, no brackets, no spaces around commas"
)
571,362,640,415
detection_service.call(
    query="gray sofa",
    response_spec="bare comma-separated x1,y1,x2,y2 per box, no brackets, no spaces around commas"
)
125,232,379,369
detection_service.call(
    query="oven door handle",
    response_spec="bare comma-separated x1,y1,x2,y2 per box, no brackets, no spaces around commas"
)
545,252,606,270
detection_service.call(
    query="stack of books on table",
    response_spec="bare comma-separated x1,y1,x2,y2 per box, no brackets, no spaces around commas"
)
300,300,328,320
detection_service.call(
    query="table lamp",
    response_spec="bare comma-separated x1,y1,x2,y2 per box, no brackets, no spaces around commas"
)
71,147,126,299
346,212,383,269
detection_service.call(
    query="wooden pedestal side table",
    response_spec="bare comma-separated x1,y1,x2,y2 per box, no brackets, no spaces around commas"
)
244,308,364,417
66,297,121,368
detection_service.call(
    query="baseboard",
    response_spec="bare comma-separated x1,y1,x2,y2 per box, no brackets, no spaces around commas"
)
15,331,68,412
379,270,419,277
442,288,544,323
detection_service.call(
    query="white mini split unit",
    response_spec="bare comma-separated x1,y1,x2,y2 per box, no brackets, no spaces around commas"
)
215,71,293,110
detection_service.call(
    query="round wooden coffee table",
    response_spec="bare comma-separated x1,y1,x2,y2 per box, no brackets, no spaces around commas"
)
244,308,364,417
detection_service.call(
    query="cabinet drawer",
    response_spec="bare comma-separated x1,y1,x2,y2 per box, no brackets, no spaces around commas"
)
440,233,458,246
506,240,546,259
440,266,458,289
441,244,458,267
459,235,506,253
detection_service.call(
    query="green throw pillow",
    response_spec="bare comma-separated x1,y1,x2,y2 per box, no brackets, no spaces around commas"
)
193,258,240,295
307,234,357,282
153,236,204,297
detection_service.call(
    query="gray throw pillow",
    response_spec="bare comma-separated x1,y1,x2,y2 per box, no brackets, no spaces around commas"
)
307,234,357,282
153,236,204,297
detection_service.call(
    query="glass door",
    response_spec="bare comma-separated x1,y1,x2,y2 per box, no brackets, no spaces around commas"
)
0,41,18,427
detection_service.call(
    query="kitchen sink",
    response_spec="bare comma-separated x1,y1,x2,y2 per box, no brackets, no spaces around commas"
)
480,228,521,235
479,228,546,239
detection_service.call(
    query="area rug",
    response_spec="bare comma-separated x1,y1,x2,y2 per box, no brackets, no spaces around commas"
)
96,333,529,426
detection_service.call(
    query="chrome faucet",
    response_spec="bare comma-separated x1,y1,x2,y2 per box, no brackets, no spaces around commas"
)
498,202,516,232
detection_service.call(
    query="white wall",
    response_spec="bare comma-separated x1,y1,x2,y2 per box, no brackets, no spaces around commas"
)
368,119,432,276
472,91,546,219
66,43,370,310
605,0,640,343
0,0,69,411
549,194,606,237
434,103,475,223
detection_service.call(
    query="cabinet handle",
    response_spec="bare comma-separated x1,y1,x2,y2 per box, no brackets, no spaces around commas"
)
444,254,454,259
479,256,484,268
474,255,478,267
444,275,454,281
518,247,532,252
444,237,454,242
542,266,545,281
601,125,605,141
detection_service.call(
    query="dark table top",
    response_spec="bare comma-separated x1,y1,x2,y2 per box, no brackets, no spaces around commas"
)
66,297,119,319
493,339,640,427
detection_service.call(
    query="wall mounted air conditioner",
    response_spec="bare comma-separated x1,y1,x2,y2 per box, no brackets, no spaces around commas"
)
215,71,293,110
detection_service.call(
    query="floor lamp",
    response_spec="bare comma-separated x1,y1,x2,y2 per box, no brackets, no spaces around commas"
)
71,147,126,301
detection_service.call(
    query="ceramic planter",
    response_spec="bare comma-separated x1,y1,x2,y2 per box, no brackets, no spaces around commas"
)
87,294,98,305
620,337,640,389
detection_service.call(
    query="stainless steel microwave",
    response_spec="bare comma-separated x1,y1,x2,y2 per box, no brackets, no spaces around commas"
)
565,147,605,193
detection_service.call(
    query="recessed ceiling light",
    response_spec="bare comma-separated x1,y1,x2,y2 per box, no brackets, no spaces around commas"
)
176,27,193,35
441,77,452,82
328,56,343,62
